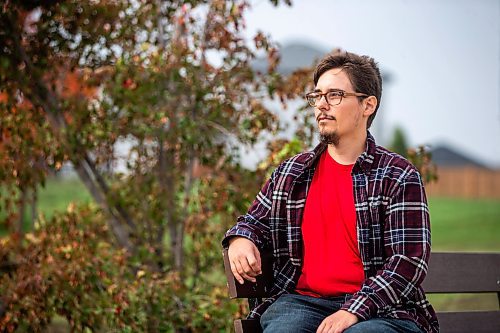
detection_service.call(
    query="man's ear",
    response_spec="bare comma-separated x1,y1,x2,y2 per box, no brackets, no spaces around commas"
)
363,96,377,117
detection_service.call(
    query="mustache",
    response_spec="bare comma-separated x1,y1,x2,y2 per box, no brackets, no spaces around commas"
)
316,114,336,122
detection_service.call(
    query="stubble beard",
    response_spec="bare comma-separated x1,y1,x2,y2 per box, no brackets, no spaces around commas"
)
319,128,340,146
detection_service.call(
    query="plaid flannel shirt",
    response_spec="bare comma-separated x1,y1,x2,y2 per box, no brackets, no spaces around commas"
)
222,132,439,333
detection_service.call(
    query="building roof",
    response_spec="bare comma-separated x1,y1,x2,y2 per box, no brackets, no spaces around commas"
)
252,42,326,75
430,145,488,168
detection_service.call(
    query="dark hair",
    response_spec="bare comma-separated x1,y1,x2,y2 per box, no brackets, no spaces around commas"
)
313,50,382,128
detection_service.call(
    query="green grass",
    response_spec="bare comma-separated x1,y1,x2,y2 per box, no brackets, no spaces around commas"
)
428,197,500,252
0,177,93,235
36,177,93,218
4,183,500,252
6,179,500,251
15,182,500,253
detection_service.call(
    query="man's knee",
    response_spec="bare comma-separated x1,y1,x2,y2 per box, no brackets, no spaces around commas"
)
261,311,317,333
344,320,386,333
344,318,422,333
260,295,324,333
260,304,316,333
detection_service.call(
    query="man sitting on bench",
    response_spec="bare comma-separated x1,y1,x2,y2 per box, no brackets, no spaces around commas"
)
222,50,439,333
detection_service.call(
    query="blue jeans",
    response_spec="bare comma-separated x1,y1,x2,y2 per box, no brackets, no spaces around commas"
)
260,293,423,333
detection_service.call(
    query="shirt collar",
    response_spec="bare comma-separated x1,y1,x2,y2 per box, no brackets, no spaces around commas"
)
304,142,327,169
305,131,377,174
355,131,376,174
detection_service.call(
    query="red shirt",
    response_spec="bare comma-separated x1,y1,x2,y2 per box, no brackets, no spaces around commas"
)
296,150,364,297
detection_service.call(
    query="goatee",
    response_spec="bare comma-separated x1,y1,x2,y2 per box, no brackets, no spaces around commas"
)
319,131,340,146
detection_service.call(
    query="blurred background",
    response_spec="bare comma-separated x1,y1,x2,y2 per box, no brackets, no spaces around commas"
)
0,0,499,332
245,0,500,167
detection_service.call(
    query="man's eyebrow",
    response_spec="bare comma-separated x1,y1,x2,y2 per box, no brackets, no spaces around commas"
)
313,88,343,93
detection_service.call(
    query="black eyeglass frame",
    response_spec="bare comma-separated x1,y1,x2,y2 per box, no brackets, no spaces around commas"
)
305,89,369,107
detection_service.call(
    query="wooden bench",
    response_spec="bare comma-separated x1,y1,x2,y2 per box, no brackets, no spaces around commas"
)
223,250,500,333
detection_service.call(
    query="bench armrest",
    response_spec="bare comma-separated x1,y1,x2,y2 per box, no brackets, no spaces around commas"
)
222,248,274,298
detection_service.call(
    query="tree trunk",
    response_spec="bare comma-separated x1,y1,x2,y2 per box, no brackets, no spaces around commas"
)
8,14,137,255
73,160,136,254
174,155,196,272
29,188,37,231
16,188,27,235
158,138,176,270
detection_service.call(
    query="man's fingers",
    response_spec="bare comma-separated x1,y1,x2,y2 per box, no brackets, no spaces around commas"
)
233,260,248,283
234,259,256,283
227,237,261,283
252,247,262,274
230,261,244,284
246,254,262,274
316,321,326,333
317,319,339,333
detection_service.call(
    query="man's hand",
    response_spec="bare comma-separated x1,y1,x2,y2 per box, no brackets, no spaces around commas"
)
316,310,359,333
227,237,262,284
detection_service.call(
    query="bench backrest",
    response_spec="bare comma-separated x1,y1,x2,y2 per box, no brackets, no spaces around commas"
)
423,252,500,333
223,250,500,333
224,250,500,297
423,252,500,294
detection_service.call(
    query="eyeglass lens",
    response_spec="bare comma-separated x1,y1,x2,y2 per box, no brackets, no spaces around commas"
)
308,91,343,107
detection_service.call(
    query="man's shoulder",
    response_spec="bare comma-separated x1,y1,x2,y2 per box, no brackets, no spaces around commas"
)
274,150,316,178
372,145,420,181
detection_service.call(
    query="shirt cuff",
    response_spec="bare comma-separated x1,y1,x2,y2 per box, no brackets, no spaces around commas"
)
341,293,378,321
221,225,264,249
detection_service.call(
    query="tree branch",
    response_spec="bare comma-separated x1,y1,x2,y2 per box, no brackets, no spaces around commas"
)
7,12,136,254
83,154,137,232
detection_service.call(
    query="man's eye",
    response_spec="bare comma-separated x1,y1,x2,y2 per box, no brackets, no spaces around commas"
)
327,91,342,98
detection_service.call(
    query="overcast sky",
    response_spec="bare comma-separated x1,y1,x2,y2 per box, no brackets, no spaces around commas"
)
243,0,500,168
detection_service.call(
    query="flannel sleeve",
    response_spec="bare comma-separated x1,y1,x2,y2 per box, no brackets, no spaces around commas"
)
341,168,431,320
221,168,277,250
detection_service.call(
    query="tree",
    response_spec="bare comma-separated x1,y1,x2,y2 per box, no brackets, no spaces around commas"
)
0,0,313,273
389,125,409,158
1,1,317,330
388,125,437,184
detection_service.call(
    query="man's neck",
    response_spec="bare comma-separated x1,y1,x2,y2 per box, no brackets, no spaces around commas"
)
327,131,367,165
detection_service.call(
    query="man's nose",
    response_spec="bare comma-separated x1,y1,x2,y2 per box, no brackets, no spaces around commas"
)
316,94,330,110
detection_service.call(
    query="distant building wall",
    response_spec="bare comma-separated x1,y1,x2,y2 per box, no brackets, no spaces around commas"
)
426,167,500,199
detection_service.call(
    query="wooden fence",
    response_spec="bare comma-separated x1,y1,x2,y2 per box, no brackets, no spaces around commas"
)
425,167,500,199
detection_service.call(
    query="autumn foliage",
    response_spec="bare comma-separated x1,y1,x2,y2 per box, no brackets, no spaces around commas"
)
0,0,315,331
0,204,244,332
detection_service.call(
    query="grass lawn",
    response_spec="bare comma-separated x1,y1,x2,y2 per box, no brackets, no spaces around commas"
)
428,197,500,252
0,177,93,235
36,177,93,218
8,179,498,253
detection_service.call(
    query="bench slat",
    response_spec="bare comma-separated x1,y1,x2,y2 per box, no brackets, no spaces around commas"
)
437,311,500,333
423,252,500,293
224,250,500,296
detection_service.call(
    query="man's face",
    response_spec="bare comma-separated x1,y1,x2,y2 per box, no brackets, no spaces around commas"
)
313,68,367,145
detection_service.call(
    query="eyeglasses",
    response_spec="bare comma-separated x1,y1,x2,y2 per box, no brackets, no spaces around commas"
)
305,89,369,107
